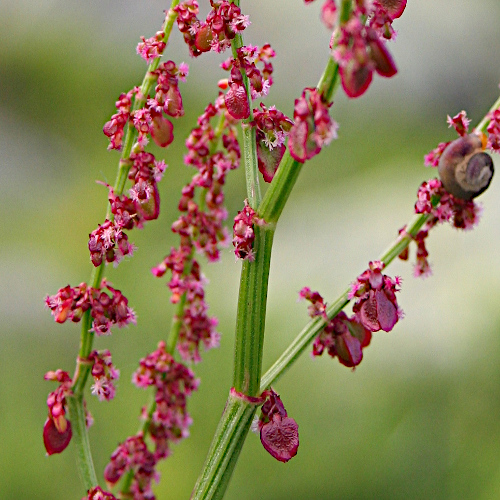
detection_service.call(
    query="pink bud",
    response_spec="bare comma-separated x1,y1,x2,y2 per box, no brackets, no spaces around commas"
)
151,115,174,148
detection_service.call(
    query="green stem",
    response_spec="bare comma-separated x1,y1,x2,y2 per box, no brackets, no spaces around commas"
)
233,226,274,395
67,3,180,494
67,394,98,491
192,393,257,500
260,212,431,389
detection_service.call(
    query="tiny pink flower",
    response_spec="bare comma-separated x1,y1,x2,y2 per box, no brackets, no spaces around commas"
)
88,350,120,402
232,200,265,261
136,31,166,63
447,110,471,136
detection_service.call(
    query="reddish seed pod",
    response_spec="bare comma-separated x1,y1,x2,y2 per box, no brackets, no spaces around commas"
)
438,133,494,200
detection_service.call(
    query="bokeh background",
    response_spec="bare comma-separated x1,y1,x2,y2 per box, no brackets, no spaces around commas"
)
2,1,500,499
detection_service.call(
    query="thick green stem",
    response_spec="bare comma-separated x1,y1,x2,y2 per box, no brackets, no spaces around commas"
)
191,394,257,499
233,226,274,395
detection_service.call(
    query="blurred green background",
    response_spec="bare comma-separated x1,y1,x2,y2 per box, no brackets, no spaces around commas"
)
2,1,500,499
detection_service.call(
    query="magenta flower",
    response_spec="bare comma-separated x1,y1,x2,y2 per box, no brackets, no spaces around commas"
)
232,200,265,261
332,2,402,98
43,370,73,455
174,0,250,57
487,107,500,152
288,88,338,162
84,486,117,500
136,31,166,63
88,350,120,402
350,261,402,333
299,287,372,367
45,280,136,335
253,103,293,182
256,390,299,463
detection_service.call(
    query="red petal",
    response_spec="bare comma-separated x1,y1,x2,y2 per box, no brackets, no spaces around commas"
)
359,291,381,332
369,36,397,78
43,417,72,455
375,289,398,332
335,331,363,367
379,0,407,19
288,120,308,162
137,184,160,221
257,141,285,182
151,115,174,148
224,85,250,120
260,416,299,463
195,24,213,53
340,64,373,98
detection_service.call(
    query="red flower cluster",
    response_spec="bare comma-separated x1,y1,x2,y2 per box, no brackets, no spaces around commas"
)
88,153,167,267
84,486,117,500
255,389,299,463
288,88,338,162
45,280,136,335
253,103,293,182
232,200,265,261
136,31,166,63
349,261,402,333
332,1,404,98
174,0,250,57
43,370,73,456
402,178,483,277
88,350,120,402
103,60,186,151
487,107,500,152
424,111,472,167
153,95,239,362
105,342,198,498
299,287,372,367
221,44,275,120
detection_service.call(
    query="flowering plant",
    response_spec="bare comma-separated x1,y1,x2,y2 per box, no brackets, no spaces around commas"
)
42,1,500,499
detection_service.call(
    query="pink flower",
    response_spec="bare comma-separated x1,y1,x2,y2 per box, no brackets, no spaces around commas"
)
89,350,120,402
299,288,372,367
350,261,402,333
332,3,400,98
43,370,73,455
232,200,265,261
288,88,338,162
136,31,166,63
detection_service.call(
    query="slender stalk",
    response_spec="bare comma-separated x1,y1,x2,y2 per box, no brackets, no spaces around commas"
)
260,212,431,389
67,3,180,494
67,394,98,491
